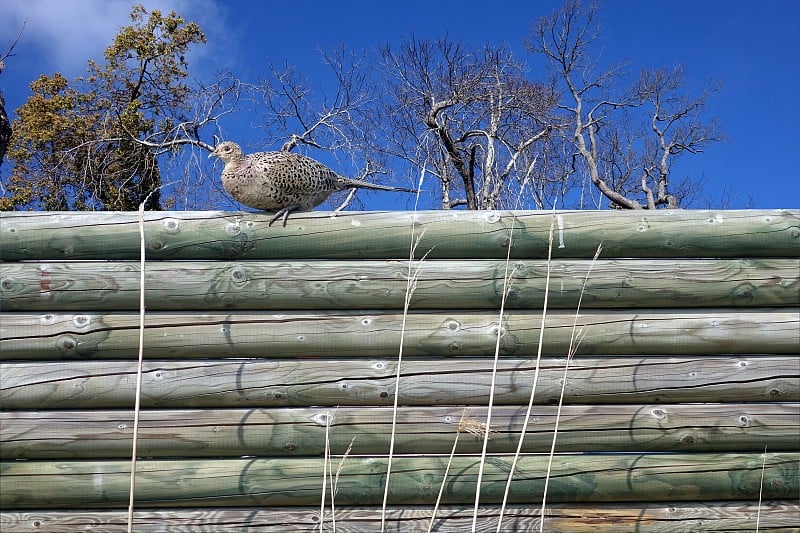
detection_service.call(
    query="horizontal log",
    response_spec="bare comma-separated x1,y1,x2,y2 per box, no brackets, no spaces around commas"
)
2,309,798,359
2,258,797,311
3,356,797,409
1,209,797,261
3,404,798,459
1,453,797,508
4,501,800,532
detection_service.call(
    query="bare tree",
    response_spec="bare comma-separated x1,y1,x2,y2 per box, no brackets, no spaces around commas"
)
0,22,25,171
379,37,558,210
254,46,371,151
247,44,396,210
528,0,723,209
631,66,723,208
5,2,727,213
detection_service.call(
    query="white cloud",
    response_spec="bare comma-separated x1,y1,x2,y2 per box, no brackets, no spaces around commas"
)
0,0,227,76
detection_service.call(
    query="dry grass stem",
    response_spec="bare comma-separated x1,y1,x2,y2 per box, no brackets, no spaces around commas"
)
473,213,519,532
428,409,467,532
320,410,332,532
127,202,149,533
537,244,601,530
460,416,495,440
496,211,557,532
430,410,497,532
328,436,355,532
333,437,356,500
381,167,428,532
756,445,767,532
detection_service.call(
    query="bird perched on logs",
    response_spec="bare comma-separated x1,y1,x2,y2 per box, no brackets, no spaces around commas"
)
209,141,417,226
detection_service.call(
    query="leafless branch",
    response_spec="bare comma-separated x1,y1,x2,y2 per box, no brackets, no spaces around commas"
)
529,0,722,209
0,19,26,70
378,36,559,210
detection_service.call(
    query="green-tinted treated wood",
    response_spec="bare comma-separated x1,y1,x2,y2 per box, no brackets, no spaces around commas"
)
1,210,797,260
3,404,798,459
2,309,798,359
4,502,800,532
3,357,797,409
1,453,797,508
2,258,797,311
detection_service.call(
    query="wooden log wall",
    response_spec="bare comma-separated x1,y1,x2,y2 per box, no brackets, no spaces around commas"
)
1,209,799,532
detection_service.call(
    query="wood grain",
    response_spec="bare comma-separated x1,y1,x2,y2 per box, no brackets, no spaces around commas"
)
2,453,797,508
2,258,797,311
2,209,797,260
3,403,797,459
4,501,800,532
3,356,797,409
2,309,798,359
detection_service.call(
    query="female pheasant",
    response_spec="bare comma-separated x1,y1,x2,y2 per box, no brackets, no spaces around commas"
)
209,142,416,226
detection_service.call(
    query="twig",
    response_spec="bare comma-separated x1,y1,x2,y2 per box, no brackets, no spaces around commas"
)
333,188,358,214
0,19,26,66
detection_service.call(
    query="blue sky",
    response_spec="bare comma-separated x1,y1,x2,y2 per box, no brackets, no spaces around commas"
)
1,0,798,209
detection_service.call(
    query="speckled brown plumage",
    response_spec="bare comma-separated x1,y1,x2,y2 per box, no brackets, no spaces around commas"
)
209,141,415,226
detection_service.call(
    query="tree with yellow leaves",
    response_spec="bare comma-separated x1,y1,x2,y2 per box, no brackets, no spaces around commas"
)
2,5,205,210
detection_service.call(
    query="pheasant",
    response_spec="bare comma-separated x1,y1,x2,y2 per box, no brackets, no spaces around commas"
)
209,141,416,226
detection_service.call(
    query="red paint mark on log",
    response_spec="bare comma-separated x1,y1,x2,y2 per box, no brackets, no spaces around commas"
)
39,268,51,293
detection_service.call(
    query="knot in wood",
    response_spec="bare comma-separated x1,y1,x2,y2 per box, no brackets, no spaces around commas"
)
230,266,248,283
313,412,334,426
72,314,90,328
162,218,181,234
57,335,77,352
